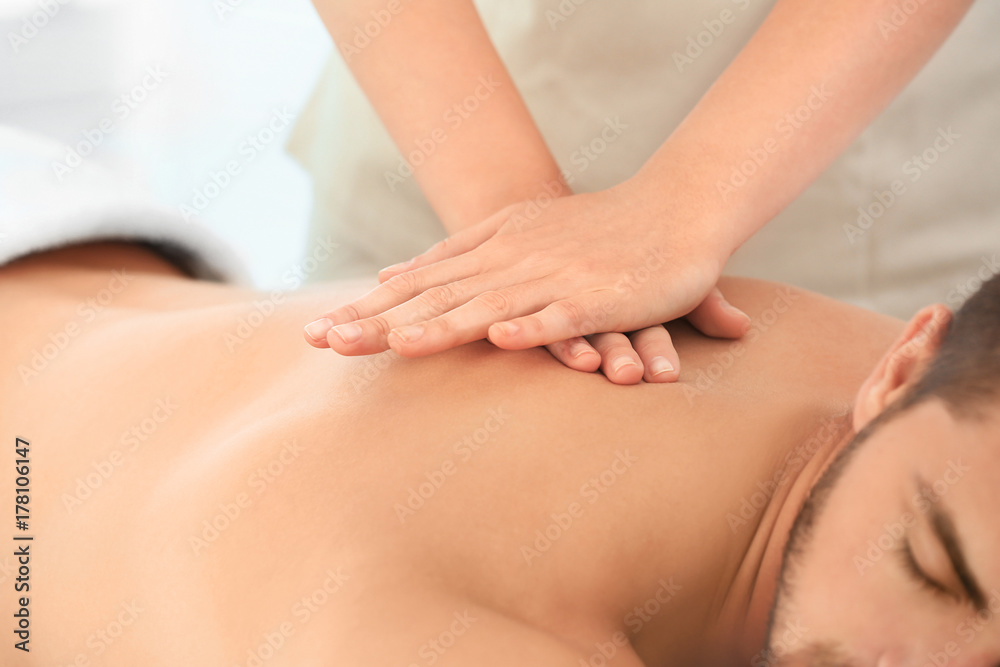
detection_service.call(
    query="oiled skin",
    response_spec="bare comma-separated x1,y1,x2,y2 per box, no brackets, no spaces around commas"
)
0,243,901,666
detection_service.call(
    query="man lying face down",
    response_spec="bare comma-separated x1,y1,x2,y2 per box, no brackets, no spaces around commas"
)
1,241,998,667
763,276,1000,667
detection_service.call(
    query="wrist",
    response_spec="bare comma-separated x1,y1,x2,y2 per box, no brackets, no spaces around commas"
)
446,172,573,233
616,165,743,265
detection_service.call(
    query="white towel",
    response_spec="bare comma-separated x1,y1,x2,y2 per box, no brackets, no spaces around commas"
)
0,124,251,284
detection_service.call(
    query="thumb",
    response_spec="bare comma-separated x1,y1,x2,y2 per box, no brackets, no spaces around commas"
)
684,287,751,339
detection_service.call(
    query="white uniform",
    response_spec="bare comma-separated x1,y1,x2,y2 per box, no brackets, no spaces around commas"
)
288,0,1000,318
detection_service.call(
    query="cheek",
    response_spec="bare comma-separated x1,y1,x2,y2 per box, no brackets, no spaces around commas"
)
776,467,911,655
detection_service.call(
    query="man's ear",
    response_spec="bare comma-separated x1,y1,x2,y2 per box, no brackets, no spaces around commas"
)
853,304,953,432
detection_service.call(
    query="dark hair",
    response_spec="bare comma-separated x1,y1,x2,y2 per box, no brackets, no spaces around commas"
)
893,271,1000,420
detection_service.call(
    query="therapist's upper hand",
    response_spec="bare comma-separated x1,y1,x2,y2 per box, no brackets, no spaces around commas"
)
303,179,750,379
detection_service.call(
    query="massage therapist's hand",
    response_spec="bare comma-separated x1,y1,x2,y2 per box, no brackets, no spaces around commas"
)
303,180,751,383
305,0,976,382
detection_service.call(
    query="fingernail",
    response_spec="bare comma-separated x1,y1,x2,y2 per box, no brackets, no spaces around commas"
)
649,356,675,376
729,308,752,334
304,318,333,341
725,302,749,319
392,324,424,343
611,357,639,375
569,342,593,359
332,323,363,344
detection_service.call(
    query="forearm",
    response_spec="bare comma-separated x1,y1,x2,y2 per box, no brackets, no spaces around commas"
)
633,0,975,256
312,0,569,234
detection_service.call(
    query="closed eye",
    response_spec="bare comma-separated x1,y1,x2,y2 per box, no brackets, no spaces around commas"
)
896,538,961,604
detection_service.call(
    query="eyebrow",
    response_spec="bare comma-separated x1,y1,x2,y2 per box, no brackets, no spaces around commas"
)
917,476,989,613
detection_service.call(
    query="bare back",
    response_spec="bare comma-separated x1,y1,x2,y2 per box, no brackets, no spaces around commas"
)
0,243,902,666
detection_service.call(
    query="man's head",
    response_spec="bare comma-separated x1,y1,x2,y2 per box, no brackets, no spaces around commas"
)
766,274,1000,666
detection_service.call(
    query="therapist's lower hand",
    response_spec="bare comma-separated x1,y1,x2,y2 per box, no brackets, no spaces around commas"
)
537,287,750,383
303,179,749,382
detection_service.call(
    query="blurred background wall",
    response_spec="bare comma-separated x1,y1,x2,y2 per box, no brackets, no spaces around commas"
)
0,0,332,287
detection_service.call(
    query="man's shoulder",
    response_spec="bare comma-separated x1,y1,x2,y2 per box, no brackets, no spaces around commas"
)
706,276,903,400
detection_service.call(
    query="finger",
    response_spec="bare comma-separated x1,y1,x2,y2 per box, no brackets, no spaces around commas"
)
586,332,644,385
386,278,568,357
304,320,332,348
304,254,483,346
377,209,508,282
544,337,602,373
485,290,622,350
627,326,680,383
323,273,499,356
685,287,751,339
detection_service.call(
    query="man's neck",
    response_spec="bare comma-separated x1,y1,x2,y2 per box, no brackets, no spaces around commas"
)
715,409,857,663
607,401,859,667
